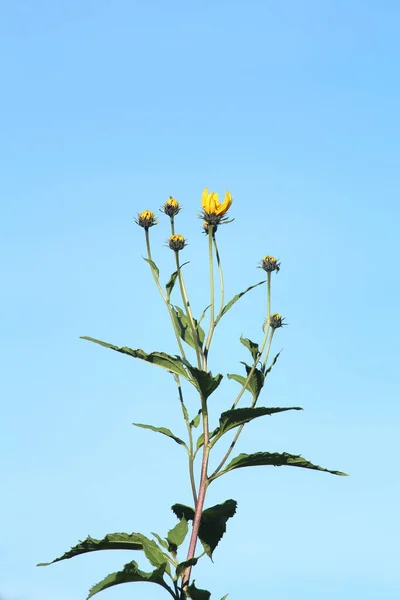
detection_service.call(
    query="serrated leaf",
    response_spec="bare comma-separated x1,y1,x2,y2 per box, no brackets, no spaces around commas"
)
215,406,303,437
187,581,211,600
185,365,223,400
228,362,265,401
240,336,260,362
132,534,169,569
215,452,348,479
37,533,143,566
87,561,171,599
216,280,265,323
171,306,205,350
165,262,190,299
175,557,198,579
264,351,281,375
132,423,187,448
167,518,188,552
143,257,160,279
81,337,189,380
172,500,237,559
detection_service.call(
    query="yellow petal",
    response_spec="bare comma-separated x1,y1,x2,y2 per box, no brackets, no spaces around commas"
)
215,191,232,216
201,188,211,212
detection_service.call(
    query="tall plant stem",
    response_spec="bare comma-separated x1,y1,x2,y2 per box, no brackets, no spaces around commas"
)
145,229,186,359
203,228,215,365
213,236,224,320
175,252,203,369
174,374,198,505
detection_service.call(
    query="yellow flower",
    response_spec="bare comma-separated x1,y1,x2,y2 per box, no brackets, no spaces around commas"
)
168,234,186,251
162,197,180,217
202,188,232,217
135,210,157,229
260,255,281,273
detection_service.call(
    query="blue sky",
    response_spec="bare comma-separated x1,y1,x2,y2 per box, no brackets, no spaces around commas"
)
1,1,399,599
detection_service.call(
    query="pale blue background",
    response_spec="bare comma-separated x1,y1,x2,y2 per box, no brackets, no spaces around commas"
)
1,1,399,599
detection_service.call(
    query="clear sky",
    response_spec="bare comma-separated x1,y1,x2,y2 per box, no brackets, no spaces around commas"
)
1,1,399,599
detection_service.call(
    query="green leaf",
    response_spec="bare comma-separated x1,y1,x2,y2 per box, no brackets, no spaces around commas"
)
151,533,169,551
172,500,237,559
175,557,198,580
190,410,202,428
165,262,190,299
240,336,260,362
132,423,187,448
198,305,211,326
187,581,211,600
87,561,171,599
37,533,143,566
216,452,348,479
81,337,189,380
215,406,303,437
143,257,160,279
220,595,229,600
216,280,265,323
185,365,223,400
167,518,188,552
196,427,219,452
171,306,205,350
264,351,282,376
171,504,195,522
228,362,265,401
131,534,169,570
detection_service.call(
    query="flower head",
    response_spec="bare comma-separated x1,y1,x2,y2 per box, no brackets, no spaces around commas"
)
168,234,186,251
201,188,233,225
260,255,281,273
269,313,286,329
135,210,157,229
161,197,180,217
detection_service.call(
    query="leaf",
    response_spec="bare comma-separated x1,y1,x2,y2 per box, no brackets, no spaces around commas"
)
198,305,211,326
185,365,223,400
171,500,237,559
216,280,265,323
215,406,303,437
37,533,143,566
132,423,187,448
167,518,188,553
216,452,348,479
264,351,281,376
87,561,172,599
81,337,189,380
171,504,195,522
220,596,229,600
131,534,169,570
175,557,198,579
165,262,190,299
190,410,202,428
240,336,260,362
228,362,265,401
171,306,205,349
151,533,169,551
143,257,160,279
187,581,211,600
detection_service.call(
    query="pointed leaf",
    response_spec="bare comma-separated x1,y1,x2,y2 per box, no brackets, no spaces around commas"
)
190,410,202,428
215,406,303,438
37,533,143,566
187,581,211,600
171,500,237,559
215,452,348,479
185,365,223,400
143,257,160,279
132,423,187,448
132,534,169,570
171,306,205,349
87,561,171,599
175,557,198,580
216,280,265,323
228,363,265,401
81,337,189,380
198,305,211,326
167,518,188,552
151,533,169,551
165,262,190,299
240,336,260,362
264,351,282,376
221,596,229,600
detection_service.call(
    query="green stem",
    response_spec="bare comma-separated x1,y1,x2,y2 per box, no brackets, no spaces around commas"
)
203,227,215,367
174,374,198,505
213,236,224,320
144,229,187,360
175,251,203,369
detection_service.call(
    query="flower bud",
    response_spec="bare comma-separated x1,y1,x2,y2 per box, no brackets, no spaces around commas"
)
135,210,157,229
260,255,280,273
162,197,180,217
168,234,186,251
270,313,286,329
